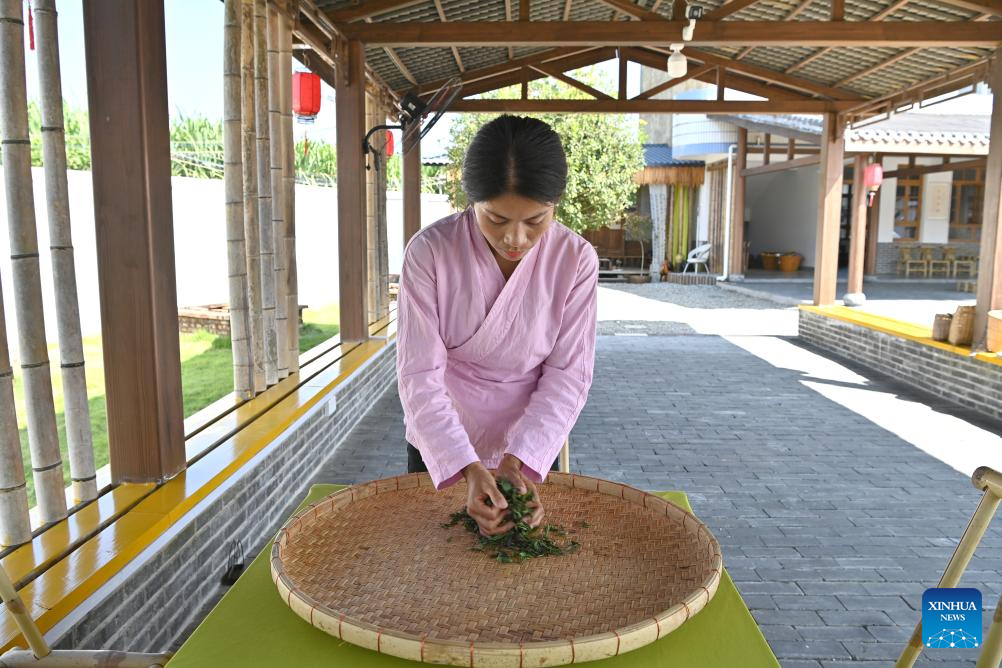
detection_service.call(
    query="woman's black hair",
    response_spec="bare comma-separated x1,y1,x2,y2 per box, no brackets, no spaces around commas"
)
461,114,567,205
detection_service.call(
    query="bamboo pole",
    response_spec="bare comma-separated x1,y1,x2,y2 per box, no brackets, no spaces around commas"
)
34,0,97,506
0,561,48,658
280,5,299,372
376,101,390,320
224,0,253,400
254,0,278,387
0,287,29,546
267,5,289,379
0,650,172,667
977,593,1002,668
366,93,379,326
241,0,265,393
0,0,67,524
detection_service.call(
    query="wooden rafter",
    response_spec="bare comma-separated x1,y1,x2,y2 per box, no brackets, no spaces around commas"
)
564,0,573,20
334,21,1001,47
716,66,725,100
737,0,815,59
622,46,810,100
529,62,613,98
520,0,530,20
432,0,465,73
933,0,1002,15
326,0,423,23
365,17,417,86
704,0,766,21
831,0,844,20
834,12,989,88
618,52,628,99
457,47,616,98
448,99,855,113
412,46,597,95
673,47,864,99
594,0,664,20
505,0,514,60
787,0,912,74
631,64,714,99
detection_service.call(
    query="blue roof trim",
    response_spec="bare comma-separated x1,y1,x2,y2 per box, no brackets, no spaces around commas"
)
642,143,704,167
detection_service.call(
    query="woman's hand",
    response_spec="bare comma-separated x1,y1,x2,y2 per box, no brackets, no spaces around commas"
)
461,461,513,537
495,454,545,530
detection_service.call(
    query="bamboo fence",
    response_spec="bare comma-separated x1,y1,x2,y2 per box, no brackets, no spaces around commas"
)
0,0,67,526
267,5,289,379
35,0,98,506
279,5,299,372
241,0,265,393
224,0,254,399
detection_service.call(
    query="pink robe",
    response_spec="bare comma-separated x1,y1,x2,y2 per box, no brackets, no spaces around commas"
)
396,205,598,489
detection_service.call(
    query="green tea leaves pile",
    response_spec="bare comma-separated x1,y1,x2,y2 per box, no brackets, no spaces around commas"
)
441,479,582,564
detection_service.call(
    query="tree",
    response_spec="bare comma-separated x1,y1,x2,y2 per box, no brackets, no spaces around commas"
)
443,66,646,234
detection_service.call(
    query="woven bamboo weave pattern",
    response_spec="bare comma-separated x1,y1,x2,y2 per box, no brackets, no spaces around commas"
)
272,473,722,665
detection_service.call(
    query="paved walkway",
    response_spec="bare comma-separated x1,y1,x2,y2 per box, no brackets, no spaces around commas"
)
313,285,1002,667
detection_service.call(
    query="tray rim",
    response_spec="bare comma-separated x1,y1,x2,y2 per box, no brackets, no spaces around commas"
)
270,472,723,667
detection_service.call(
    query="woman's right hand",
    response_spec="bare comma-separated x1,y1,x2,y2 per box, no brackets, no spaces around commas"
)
461,461,513,537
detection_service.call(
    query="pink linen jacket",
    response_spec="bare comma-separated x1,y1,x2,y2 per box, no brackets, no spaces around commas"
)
396,205,599,489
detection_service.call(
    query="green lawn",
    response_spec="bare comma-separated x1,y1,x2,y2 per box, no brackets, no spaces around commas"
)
14,304,340,508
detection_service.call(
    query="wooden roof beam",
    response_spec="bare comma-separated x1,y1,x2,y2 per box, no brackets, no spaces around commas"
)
528,62,614,98
632,64,715,99
335,21,1002,47
431,0,465,73
704,0,766,21
457,47,617,98
447,99,856,113
735,0,814,60
594,0,665,20
326,0,424,23
410,46,599,95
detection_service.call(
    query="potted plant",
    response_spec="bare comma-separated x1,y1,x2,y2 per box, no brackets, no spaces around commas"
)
779,252,802,272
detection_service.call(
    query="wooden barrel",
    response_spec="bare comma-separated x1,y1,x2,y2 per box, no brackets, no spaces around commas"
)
932,314,952,342
988,310,1002,353
948,305,976,347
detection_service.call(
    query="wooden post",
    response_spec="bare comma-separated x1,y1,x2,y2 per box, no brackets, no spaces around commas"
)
254,0,278,387
787,137,795,160
366,91,379,326
336,40,369,342
763,133,771,165
35,0,98,506
279,2,298,373
223,0,253,400
813,112,844,306
844,153,868,305
82,0,185,482
864,187,879,275
975,51,1002,345
729,127,747,277
241,0,265,392
403,134,422,247
1,0,67,523
268,5,288,379
0,0,34,544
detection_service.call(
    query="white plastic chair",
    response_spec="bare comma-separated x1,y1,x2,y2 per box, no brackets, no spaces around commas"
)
683,243,711,273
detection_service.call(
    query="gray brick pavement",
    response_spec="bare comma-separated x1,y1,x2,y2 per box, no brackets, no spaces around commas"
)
313,334,1002,666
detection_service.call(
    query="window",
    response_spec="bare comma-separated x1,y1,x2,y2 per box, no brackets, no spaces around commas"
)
949,168,985,242
893,173,922,242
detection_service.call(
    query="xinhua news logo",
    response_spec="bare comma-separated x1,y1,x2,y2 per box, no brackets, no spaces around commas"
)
922,588,982,649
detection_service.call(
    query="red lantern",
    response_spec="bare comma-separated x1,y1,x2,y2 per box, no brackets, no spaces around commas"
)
293,71,321,122
385,130,394,157
862,163,883,207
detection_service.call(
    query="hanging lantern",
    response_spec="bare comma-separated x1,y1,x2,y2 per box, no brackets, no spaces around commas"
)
293,71,321,124
862,163,883,207
385,130,394,157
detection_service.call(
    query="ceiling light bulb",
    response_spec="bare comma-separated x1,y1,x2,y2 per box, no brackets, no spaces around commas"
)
667,44,687,78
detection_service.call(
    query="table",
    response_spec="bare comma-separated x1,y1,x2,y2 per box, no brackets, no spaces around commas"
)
169,484,780,667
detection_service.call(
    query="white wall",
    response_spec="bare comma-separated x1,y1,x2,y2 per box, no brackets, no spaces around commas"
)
876,156,955,244
745,166,821,267
0,166,453,362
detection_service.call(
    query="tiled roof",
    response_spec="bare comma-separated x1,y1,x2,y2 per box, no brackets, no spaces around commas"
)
719,113,989,152
643,143,705,167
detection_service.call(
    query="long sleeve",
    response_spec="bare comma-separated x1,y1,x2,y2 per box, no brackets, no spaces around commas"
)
503,246,598,482
396,234,480,489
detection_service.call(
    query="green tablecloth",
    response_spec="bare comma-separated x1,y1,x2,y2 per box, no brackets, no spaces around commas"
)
169,484,779,667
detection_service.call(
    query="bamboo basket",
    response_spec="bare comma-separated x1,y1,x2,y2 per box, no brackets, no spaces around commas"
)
948,306,976,347
988,310,1002,354
932,314,952,342
271,472,722,666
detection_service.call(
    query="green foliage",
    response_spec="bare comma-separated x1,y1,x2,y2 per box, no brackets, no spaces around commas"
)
441,478,582,564
383,152,449,194
170,113,225,179
294,138,336,186
444,66,646,233
21,101,92,170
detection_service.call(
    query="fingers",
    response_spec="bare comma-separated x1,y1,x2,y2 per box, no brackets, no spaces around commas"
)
525,499,545,529
478,519,515,537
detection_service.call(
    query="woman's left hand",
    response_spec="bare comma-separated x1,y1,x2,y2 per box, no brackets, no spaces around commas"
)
495,454,545,529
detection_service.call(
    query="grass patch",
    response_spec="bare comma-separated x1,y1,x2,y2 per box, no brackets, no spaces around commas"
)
14,305,340,508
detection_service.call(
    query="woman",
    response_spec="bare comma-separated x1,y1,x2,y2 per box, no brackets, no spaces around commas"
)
396,114,598,538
